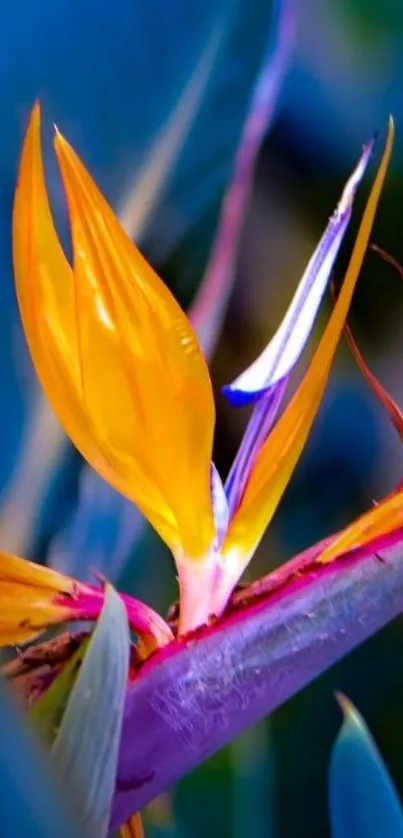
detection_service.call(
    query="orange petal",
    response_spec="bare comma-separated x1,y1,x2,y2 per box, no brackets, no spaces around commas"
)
13,105,216,560
13,106,115,486
319,488,403,564
223,118,394,566
13,103,81,388
0,551,74,646
120,814,144,838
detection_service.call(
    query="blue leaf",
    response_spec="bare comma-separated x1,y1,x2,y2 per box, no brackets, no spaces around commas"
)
231,721,277,838
48,467,146,581
51,585,130,837
0,679,83,836
329,694,403,838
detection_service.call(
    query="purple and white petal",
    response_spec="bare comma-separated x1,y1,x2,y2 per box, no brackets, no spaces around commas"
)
223,137,375,406
225,376,289,518
211,463,230,548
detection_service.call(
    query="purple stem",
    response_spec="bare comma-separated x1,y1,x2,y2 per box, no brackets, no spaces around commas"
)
111,539,403,830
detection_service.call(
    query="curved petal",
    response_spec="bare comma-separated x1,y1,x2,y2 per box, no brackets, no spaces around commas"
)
13,106,120,495
51,586,130,838
12,104,80,389
221,119,394,581
223,137,374,405
13,106,216,560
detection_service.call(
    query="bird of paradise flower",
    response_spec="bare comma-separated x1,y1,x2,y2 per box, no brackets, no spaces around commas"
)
1,106,402,831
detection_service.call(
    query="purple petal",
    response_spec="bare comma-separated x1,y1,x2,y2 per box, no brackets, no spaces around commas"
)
110,536,403,829
223,137,375,406
190,0,294,360
225,375,289,518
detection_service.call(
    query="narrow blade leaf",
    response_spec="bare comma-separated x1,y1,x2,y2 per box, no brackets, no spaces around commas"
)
52,585,130,837
30,637,90,745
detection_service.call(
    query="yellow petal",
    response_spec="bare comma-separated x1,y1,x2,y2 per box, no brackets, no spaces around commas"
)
0,551,73,646
224,118,394,563
319,488,403,564
13,105,216,559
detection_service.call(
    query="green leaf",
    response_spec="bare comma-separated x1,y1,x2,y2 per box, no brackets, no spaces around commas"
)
52,586,130,837
30,637,90,746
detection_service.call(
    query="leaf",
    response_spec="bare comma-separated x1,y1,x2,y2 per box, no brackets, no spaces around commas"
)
329,695,403,838
231,721,277,838
49,467,146,581
52,585,130,837
0,678,84,836
110,535,403,828
30,636,90,746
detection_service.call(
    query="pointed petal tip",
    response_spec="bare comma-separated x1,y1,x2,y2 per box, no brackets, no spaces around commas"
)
335,691,357,720
31,100,41,121
53,128,72,158
221,383,270,407
335,693,368,731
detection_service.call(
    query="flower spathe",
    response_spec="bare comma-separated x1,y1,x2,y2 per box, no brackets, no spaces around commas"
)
7,104,396,638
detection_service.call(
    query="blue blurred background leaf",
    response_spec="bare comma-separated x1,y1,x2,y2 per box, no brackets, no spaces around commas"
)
51,586,130,837
231,721,277,838
0,679,84,837
328,694,403,838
